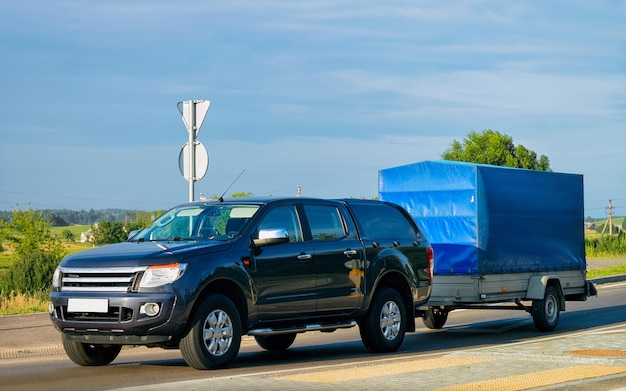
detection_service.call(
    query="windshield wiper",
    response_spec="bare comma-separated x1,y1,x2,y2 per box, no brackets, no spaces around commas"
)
130,237,201,243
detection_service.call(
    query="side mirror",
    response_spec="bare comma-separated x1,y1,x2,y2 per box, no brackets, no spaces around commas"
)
253,228,290,247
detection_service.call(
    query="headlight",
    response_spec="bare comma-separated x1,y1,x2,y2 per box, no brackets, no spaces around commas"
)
139,263,187,288
52,266,62,288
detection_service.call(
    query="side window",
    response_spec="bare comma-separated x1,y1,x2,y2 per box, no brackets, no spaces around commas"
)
303,205,346,240
257,206,303,242
349,203,419,240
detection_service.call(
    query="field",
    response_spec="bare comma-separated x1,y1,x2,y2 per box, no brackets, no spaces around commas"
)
50,225,91,242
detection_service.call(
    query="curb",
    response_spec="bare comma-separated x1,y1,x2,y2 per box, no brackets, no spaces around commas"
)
0,344,64,359
590,274,626,285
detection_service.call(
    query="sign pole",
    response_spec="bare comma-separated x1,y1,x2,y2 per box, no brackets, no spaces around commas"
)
188,102,196,202
178,99,210,203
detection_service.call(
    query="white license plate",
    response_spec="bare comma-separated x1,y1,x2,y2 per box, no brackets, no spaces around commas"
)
67,298,109,313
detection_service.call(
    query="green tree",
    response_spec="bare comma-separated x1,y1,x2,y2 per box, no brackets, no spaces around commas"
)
0,208,67,295
0,208,66,260
62,229,75,242
92,220,125,245
92,220,145,245
230,192,253,198
210,192,254,200
441,130,551,171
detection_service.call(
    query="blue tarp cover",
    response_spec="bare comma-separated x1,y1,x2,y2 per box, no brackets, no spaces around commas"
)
379,161,585,275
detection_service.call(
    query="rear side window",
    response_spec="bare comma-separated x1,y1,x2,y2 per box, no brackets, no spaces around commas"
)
303,205,346,240
349,203,419,240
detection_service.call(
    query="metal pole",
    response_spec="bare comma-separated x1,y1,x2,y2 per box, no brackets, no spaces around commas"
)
188,101,196,202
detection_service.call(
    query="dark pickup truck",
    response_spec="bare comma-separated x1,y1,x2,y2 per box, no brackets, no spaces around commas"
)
49,197,433,369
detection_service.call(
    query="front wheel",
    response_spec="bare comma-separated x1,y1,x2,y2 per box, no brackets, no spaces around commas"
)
359,287,406,353
180,294,242,369
62,335,122,366
532,285,561,331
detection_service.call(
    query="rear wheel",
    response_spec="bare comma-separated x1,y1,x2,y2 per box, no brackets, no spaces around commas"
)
359,287,406,353
180,294,242,369
62,335,122,366
254,333,297,351
422,307,448,329
532,285,561,331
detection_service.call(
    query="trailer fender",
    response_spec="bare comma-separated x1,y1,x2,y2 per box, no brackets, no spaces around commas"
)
526,276,565,310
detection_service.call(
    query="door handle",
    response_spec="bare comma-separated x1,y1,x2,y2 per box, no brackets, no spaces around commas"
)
344,249,357,257
297,253,312,260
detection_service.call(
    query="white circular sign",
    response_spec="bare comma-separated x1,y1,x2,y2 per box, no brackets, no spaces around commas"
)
178,141,209,181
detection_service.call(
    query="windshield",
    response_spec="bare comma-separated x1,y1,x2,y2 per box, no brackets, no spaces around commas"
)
132,204,260,242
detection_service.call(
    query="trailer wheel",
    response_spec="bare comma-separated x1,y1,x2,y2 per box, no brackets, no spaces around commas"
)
423,307,448,329
359,287,406,353
532,285,560,331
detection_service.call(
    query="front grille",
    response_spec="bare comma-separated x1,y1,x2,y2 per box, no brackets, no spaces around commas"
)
62,306,133,322
60,266,147,292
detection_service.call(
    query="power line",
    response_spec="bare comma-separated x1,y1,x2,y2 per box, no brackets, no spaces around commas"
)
0,190,177,209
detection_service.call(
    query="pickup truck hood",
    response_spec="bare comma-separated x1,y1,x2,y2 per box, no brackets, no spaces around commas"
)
60,240,232,267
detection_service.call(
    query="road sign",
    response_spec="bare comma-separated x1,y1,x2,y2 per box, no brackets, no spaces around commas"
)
178,141,209,182
177,100,210,136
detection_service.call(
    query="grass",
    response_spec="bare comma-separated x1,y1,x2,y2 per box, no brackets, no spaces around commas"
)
0,292,48,315
50,224,91,237
587,263,626,279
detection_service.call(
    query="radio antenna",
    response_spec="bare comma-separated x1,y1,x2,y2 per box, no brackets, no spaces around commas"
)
218,169,246,202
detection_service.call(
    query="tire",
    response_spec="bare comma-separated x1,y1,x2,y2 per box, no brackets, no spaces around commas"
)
254,333,297,351
180,294,242,369
62,335,122,366
359,287,406,353
422,307,448,329
532,285,561,332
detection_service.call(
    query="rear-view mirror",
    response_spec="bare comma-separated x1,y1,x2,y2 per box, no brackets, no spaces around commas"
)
253,228,289,247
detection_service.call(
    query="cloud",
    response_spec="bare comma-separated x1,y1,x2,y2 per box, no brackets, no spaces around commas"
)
0,0,623,216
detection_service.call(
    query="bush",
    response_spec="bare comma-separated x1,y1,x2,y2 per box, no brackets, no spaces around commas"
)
92,220,145,245
0,250,62,296
595,223,621,235
0,207,67,297
585,234,626,257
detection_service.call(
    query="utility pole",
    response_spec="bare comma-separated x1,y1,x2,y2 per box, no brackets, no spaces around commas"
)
601,199,614,236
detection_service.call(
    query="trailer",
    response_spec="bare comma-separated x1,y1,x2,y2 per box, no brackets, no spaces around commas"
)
379,160,597,331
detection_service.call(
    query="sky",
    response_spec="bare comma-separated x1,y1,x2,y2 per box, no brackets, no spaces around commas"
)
0,1,624,218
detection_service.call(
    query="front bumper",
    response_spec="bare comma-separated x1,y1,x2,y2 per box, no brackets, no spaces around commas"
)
49,291,187,345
